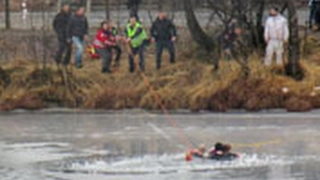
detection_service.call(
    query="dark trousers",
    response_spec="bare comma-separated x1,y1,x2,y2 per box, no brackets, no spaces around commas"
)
97,48,112,72
111,45,122,68
156,40,175,70
129,45,145,73
55,39,72,65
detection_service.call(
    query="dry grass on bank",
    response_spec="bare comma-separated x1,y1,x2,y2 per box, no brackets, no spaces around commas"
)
0,50,320,112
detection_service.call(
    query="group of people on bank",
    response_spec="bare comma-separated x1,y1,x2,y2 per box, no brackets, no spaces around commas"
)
53,2,294,74
53,3,177,73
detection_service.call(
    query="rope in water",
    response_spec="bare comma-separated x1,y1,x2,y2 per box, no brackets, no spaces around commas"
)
128,43,195,150
232,138,282,149
126,43,285,152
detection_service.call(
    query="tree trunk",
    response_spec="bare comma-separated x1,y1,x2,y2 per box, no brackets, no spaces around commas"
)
5,0,10,29
285,0,304,80
255,0,265,49
57,0,62,12
105,0,110,20
183,0,214,51
86,0,92,19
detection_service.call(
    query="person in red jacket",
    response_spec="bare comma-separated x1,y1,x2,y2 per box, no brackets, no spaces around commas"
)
93,21,117,73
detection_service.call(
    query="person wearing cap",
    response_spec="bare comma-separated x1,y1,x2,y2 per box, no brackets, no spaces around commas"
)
209,143,240,161
208,142,224,159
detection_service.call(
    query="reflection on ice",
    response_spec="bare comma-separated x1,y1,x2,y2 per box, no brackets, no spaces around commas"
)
0,142,73,165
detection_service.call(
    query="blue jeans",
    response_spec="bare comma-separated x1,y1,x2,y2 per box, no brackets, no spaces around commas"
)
156,40,175,70
72,36,84,67
128,45,145,73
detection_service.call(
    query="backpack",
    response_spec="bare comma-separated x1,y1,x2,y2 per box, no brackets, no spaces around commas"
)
86,44,100,59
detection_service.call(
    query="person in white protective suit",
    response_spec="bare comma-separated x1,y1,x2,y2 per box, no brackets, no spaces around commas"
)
264,7,289,67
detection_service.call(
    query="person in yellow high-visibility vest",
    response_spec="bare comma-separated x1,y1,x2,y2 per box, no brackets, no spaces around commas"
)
125,16,148,73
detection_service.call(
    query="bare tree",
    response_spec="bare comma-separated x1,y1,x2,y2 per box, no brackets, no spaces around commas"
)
184,0,303,79
105,0,110,20
86,0,92,19
5,0,10,29
183,0,215,51
57,0,62,12
285,0,304,80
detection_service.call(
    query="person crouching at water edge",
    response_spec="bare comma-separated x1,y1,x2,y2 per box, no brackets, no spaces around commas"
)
125,16,148,73
93,21,117,73
68,7,89,69
264,7,289,67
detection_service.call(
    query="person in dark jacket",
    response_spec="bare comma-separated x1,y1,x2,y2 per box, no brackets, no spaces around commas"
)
151,12,177,70
67,6,89,68
53,3,72,66
127,0,141,20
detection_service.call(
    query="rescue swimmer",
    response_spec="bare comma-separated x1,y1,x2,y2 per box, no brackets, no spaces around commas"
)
186,142,240,162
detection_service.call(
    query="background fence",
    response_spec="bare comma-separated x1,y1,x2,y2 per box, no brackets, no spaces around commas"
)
0,0,310,63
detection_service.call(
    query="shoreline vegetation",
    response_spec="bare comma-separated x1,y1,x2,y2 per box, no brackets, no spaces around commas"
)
1,38,320,113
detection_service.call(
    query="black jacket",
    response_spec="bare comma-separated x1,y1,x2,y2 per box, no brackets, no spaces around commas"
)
53,11,71,40
67,15,89,38
151,18,177,41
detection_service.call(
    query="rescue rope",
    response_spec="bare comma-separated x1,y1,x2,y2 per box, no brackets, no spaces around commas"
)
232,138,282,149
127,43,194,150
125,41,286,153
128,45,284,151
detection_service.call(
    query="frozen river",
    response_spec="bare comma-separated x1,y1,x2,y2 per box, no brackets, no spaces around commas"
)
0,109,320,180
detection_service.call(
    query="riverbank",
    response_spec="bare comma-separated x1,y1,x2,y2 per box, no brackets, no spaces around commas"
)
1,47,320,112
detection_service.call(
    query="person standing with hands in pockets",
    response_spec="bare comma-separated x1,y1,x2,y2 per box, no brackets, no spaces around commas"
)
68,6,89,69
151,12,177,70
